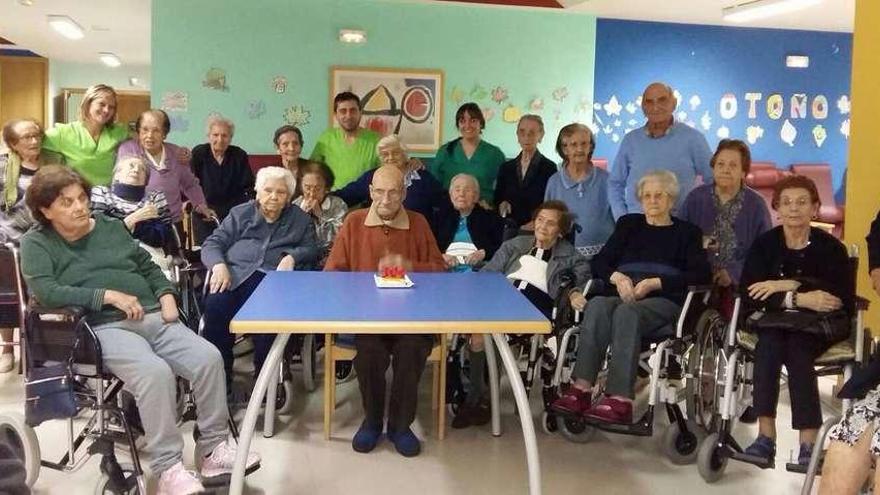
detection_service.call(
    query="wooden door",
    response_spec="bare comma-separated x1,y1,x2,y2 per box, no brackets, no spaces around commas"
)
0,55,48,127
115,92,151,131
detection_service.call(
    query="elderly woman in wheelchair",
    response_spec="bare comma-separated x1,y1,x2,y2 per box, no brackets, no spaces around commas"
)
19,165,260,495
734,175,855,469
550,170,711,426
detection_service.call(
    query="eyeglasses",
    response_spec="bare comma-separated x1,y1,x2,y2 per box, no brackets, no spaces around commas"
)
17,132,42,142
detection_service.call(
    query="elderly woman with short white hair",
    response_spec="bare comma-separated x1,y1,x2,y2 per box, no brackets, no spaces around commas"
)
190,116,255,241
551,169,711,425
335,134,444,227
201,166,319,387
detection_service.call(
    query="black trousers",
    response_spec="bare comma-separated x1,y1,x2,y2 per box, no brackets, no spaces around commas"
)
354,334,433,433
752,328,833,430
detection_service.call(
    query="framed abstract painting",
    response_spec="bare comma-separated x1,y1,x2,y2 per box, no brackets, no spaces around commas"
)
330,66,444,152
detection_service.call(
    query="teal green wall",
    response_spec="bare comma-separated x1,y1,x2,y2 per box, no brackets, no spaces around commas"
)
152,0,596,159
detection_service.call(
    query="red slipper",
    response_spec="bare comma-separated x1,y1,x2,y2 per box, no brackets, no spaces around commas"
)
586,396,633,424
549,386,592,416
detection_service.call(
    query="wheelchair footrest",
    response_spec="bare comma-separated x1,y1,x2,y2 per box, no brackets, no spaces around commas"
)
785,462,809,474
582,410,653,437
730,451,775,469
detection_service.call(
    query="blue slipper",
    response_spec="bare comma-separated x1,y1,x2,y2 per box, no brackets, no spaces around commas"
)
352,421,383,453
387,427,421,457
744,434,776,461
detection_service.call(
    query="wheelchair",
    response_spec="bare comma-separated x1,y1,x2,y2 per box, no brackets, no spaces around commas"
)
547,279,721,465
695,245,871,485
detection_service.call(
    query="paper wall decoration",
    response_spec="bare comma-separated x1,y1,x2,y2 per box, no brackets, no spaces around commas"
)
790,94,808,119
837,95,851,115
716,126,730,139
470,85,488,101
168,115,190,133
840,119,850,138
700,111,712,131
603,95,622,117
552,87,569,103
812,95,829,119
627,119,638,127
719,93,737,120
272,76,288,94
482,106,496,122
672,89,682,102
450,86,465,105
766,94,784,120
160,91,188,112
502,105,522,123
676,111,688,122
746,125,764,144
613,119,622,127
283,105,311,127
247,100,266,119
576,96,590,114
530,98,545,112
745,93,762,119
491,86,509,104
689,95,701,111
625,102,638,114
812,125,827,147
780,119,797,146
202,68,228,91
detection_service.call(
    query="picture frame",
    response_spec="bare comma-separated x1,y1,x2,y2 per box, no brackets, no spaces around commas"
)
330,66,444,152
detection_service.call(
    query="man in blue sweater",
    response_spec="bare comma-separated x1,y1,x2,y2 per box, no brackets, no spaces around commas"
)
608,82,713,220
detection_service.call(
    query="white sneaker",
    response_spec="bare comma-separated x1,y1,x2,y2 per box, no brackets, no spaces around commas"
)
200,438,261,482
0,352,14,373
157,462,204,495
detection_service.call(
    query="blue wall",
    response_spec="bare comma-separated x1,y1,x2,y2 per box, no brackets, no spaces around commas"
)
593,19,852,195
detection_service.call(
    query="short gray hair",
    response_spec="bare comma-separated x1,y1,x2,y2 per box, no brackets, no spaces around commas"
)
636,169,680,202
376,134,409,159
206,115,235,137
113,155,151,183
518,114,544,133
449,173,480,199
255,166,296,197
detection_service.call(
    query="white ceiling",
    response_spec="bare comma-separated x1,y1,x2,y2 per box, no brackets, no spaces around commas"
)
0,0,151,65
0,0,854,67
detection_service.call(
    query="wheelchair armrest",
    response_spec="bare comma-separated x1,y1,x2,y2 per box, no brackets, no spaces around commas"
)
28,303,87,322
686,285,714,294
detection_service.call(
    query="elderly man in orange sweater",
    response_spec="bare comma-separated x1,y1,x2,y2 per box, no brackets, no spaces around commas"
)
324,164,446,457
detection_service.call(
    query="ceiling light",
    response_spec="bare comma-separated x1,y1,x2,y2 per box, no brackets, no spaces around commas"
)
129,77,140,86
18,0,35,6
722,0,822,23
99,52,121,68
339,29,367,44
47,15,84,40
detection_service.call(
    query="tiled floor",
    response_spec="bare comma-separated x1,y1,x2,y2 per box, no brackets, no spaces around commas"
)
0,357,837,494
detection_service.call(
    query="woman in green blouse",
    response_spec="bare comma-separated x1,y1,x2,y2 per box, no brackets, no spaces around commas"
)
430,103,505,206
42,84,130,186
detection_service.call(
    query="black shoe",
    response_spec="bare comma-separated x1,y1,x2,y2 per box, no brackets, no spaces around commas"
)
451,402,491,429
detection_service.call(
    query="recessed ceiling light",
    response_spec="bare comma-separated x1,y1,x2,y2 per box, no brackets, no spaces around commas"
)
339,29,367,44
47,15,84,40
99,52,122,68
18,0,35,6
723,0,822,23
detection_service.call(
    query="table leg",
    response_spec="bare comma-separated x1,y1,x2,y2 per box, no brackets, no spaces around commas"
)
262,361,279,438
492,333,541,495
230,333,290,495
483,335,501,437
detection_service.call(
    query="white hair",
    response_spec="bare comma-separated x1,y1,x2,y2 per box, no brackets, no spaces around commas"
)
206,115,235,137
255,166,296,197
636,169,680,201
376,134,409,159
449,173,480,199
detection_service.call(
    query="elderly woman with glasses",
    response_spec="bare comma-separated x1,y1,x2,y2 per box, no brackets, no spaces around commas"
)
201,166,318,388
42,84,130,186
551,170,710,425
292,161,347,267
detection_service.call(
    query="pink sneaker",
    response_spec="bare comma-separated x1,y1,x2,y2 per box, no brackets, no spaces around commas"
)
157,462,204,495
200,438,261,484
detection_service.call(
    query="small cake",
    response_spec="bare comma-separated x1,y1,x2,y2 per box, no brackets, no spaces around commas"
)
380,266,406,281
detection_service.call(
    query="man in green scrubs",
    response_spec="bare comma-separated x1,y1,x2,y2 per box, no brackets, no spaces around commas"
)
310,92,380,189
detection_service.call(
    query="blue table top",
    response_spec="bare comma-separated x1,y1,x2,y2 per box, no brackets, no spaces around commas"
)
230,271,551,334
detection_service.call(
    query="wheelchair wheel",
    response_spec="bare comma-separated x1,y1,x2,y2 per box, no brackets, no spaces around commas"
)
301,334,317,393
686,309,725,431
660,419,706,465
0,412,40,488
336,362,355,383
276,379,295,415
540,411,558,435
94,463,146,494
557,416,595,443
697,432,729,483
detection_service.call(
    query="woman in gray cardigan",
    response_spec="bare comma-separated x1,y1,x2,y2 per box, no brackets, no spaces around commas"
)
452,200,590,428
201,166,318,386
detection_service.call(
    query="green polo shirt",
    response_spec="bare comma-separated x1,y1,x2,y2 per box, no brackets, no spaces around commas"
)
42,121,129,186
310,128,380,189
430,139,506,204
